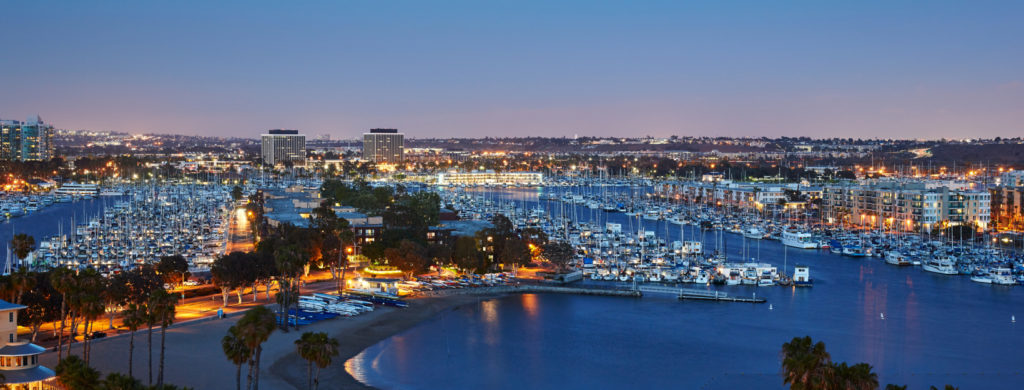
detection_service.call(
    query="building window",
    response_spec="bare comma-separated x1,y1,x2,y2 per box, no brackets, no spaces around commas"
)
8,333,12,342
7,312,11,322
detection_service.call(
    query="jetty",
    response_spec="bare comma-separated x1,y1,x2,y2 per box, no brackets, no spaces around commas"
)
637,285,767,303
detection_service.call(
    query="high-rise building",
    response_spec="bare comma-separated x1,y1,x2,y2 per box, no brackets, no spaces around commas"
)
362,128,404,163
0,115,55,161
261,129,306,166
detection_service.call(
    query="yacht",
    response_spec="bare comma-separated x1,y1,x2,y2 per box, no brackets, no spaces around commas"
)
922,257,958,275
970,272,993,284
885,251,912,266
743,227,765,240
991,267,1016,285
694,271,710,284
782,227,817,249
56,182,100,196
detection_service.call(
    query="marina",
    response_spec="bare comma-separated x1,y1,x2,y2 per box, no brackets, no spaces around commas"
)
3,182,232,273
435,183,1024,290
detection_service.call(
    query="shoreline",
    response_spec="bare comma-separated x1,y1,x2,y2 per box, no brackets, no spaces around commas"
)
267,289,518,390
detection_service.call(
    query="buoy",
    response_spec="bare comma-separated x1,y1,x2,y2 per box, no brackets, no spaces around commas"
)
880,313,885,320
769,304,774,310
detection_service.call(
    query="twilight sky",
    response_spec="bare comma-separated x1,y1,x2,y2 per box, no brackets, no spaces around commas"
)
1,1,1022,139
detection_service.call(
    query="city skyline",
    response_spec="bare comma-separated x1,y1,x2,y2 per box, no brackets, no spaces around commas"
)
2,1,1023,139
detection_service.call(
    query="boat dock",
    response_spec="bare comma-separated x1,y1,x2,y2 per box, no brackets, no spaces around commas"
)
637,285,767,303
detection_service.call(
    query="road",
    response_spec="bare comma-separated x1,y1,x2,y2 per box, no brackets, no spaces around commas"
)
225,206,254,253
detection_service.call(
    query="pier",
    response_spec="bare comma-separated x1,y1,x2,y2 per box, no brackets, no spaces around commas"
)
637,285,767,303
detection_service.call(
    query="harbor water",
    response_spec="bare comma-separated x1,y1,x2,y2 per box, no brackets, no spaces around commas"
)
0,197,118,270
348,186,1024,389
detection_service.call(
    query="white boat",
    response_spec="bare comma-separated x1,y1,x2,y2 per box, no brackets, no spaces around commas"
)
991,267,1016,285
782,227,817,249
56,182,100,196
743,227,765,240
970,273,993,284
922,257,958,275
694,272,710,284
885,251,912,266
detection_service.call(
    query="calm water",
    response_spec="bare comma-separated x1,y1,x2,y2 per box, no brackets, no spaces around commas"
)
349,187,1024,389
1,197,117,269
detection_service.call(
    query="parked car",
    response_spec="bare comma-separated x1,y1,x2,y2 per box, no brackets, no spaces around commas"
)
86,331,106,340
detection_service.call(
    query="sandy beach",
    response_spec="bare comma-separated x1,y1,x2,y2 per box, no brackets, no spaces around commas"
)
38,290,509,390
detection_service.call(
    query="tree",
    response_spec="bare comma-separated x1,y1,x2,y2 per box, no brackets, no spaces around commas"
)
426,243,452,277
222,325,252,390
831,362,878,390
122,303,147,379
542,242,575,273
10,233,35,268
273,244,307,331
236,306,277,390
157,255,190,287
385,240,427,278
212,252,257,307
101,372,145,390
452,236,484,273
149,289,178,387
231,185,244,202
8,267,36,304
51,267,78,361
499,238,532,270
56,355,101,390
780,336,831,390
294,332,339,390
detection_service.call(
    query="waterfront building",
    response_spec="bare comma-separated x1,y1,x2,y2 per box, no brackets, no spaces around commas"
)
990,186,1024,231
657,181,795,210
0,116,55,161
999,170,1024,187
436,170,544,186
820,181,990,232
362,128,404,163
261,129,306,166
0,300,56,389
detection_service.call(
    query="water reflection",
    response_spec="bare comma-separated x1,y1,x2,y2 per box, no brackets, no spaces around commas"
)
521,294,539,318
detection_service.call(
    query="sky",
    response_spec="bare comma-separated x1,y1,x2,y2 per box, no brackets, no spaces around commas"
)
1,1,1022,139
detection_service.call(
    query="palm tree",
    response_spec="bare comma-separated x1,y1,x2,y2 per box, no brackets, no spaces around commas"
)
236,306,277,390
222,326,252,390
831,362,878,390
8,267,35,304
101,372,145,389
50,267,77,360
55,355,101,390
149,289,178,388
294,332,318,390
80,293,106,366
295,332,340,390
122,303,147,378
780,336,831,390
9,233,35,269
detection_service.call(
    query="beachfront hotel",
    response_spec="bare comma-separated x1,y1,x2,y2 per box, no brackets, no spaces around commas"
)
0,300,56,389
